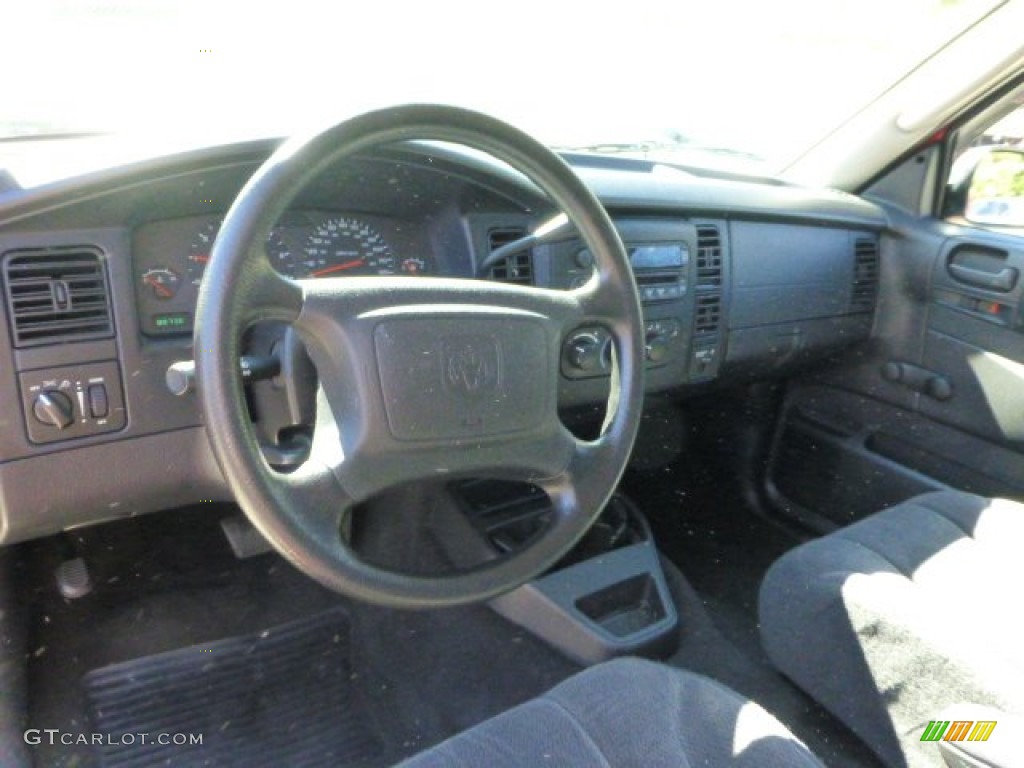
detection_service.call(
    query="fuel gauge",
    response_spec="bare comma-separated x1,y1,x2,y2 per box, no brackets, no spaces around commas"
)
141,267,181,300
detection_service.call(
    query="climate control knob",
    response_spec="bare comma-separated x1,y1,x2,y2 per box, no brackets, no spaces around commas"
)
33,390,75,430
645,334,669,363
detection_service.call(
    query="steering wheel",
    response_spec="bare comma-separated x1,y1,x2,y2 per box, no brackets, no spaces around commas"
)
195,105,645,608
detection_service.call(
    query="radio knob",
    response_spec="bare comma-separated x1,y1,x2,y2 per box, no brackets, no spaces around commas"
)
33,390,75,430
567,333,606,373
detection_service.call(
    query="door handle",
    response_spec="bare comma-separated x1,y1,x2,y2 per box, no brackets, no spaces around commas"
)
948,263,1019,292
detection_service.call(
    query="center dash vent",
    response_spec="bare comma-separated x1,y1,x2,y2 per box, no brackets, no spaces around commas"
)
3,247,113,348
487,227,533,285
851,238,880,312
695,294,722,334
690,223,725,380
695,224,723,287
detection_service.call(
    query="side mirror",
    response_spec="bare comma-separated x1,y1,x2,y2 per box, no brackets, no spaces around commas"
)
946,146,1024,228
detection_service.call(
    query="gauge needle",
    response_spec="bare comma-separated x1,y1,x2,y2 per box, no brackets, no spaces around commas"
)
311,259,365,277
144,277,173,298
191,254,210,263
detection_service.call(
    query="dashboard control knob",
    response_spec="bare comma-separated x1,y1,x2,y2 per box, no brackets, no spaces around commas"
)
567,333,606,373
33,391,75,429
645,335,669,363
166,361,197,396
575,250,595,268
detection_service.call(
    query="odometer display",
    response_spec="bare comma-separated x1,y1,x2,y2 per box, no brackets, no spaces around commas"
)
300,217,395,278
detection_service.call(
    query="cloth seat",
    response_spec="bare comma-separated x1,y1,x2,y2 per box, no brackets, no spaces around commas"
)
759,490,1024,767
398,657,822,767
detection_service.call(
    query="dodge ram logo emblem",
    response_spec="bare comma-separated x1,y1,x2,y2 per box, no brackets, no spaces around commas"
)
443,338,501,395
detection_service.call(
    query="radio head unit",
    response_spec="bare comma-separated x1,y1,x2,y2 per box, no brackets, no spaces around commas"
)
579,242,689,303
629,244,687,270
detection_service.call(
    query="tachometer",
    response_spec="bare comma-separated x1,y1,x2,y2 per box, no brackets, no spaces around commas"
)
187,220,295,283
299,217,394,278
186,220,219,286
266,229,295,276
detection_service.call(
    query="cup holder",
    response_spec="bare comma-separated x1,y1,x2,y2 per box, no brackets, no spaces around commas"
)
486,490,678,664
575,573,668,638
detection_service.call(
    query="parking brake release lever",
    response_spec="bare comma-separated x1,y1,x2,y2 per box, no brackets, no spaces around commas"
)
165,355,281,396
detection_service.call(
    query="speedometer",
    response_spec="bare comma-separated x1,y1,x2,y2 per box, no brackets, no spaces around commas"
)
299,217,395,278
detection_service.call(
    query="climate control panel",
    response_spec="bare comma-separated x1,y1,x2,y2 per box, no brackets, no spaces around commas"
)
562,320,683,379
19,361,126,444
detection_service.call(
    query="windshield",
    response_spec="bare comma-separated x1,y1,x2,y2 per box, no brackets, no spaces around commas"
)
2,0,1006,177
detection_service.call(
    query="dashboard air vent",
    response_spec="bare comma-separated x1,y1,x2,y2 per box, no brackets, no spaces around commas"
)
851,238,879,312
487,227,533,285
695,294,721,334
695,225,723,287
2,247,113,348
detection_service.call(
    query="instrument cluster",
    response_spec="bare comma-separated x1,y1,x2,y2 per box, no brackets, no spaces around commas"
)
133,211,433,335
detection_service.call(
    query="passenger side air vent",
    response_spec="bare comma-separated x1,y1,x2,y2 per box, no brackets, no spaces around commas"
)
487,227,533,285
695,225,723,287
695,294,722,334
850,238,879,312
2,247,113,347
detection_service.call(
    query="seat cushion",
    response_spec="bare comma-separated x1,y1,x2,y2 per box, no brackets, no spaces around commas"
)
398,657,822,767
759,490,1024,768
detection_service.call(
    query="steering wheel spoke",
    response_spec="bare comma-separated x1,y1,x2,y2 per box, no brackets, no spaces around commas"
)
569,277,612,326
240,249,305,325
270,460,352,531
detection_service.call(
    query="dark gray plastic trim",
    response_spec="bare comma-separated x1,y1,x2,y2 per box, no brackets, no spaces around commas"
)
490,539,679,665
0,427,228,545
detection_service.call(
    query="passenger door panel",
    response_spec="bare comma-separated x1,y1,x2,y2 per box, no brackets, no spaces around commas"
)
922,234,1024,447
768,213,1024,531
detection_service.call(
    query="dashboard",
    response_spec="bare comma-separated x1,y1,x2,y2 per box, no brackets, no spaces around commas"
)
0,139,888,545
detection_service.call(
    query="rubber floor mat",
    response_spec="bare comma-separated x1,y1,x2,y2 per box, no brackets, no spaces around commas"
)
83,608,383,767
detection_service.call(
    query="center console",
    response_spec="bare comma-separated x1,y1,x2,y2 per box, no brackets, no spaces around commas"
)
449,480,679,664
